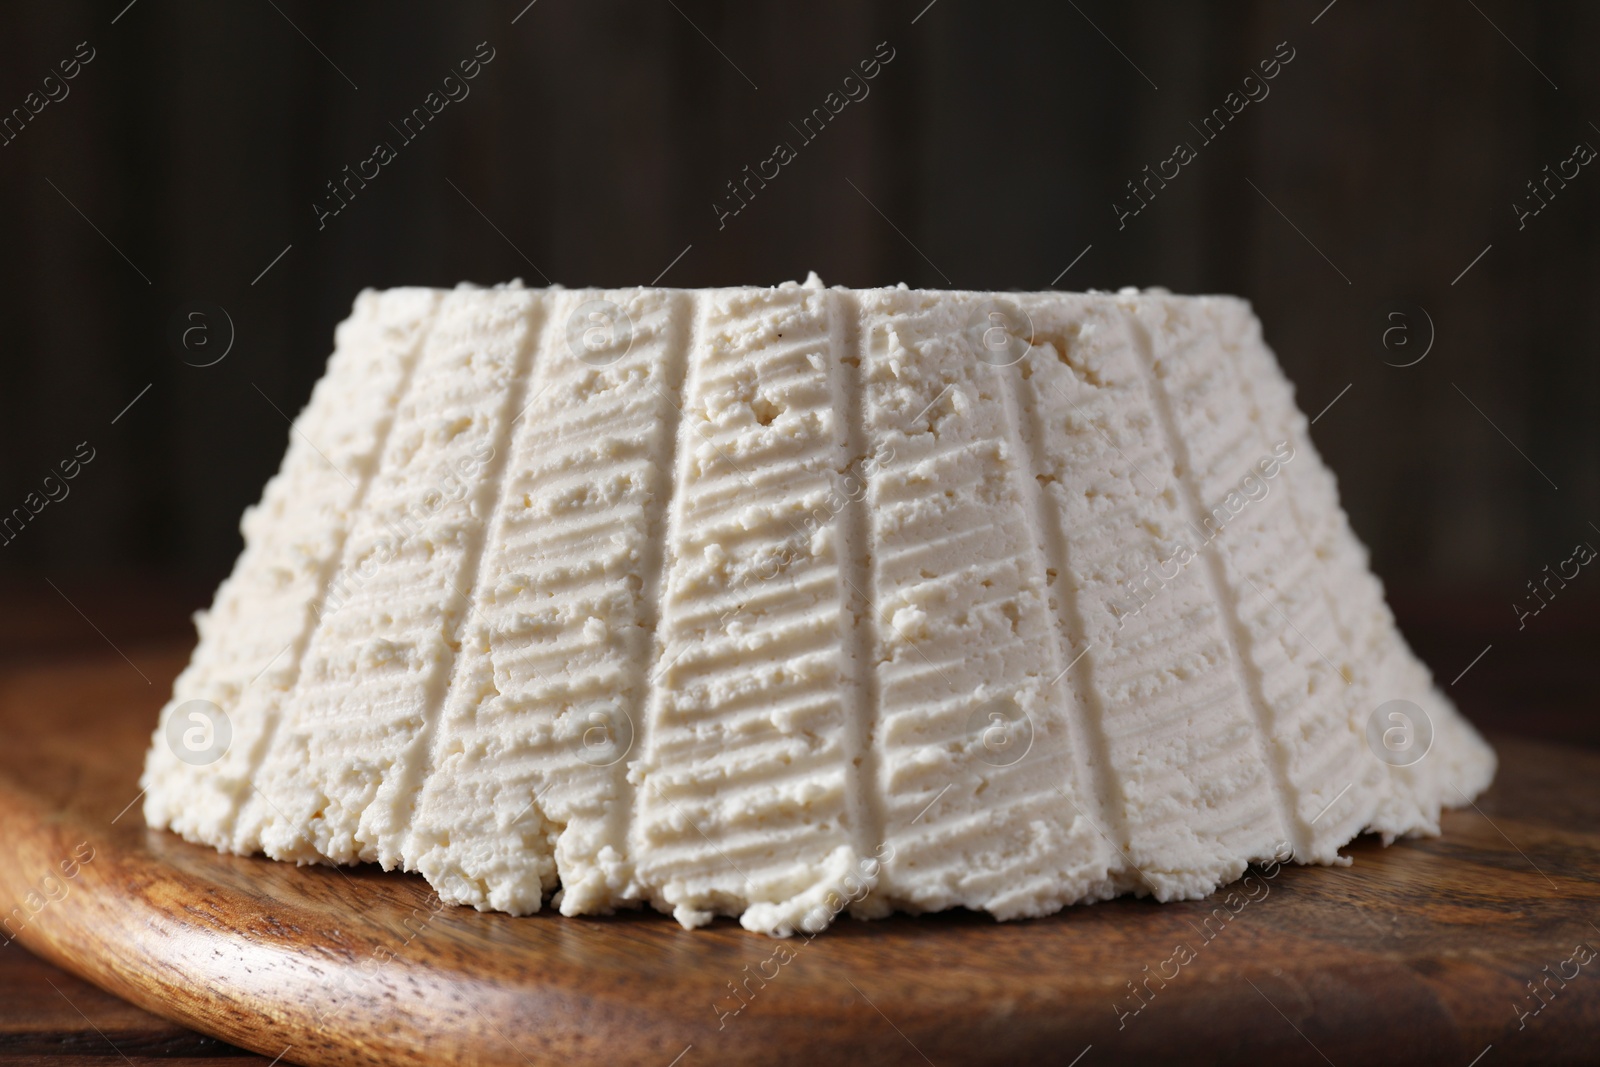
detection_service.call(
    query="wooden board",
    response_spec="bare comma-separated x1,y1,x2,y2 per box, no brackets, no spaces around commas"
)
0,944,266,1062
2,648,1597,1067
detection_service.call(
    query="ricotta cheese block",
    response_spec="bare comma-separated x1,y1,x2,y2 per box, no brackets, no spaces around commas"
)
141,276,1496,936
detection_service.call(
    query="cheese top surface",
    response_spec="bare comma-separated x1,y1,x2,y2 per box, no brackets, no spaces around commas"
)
141,277,1495,935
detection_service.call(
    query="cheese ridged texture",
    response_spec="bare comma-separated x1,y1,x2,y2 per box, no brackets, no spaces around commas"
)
141,278,1495,935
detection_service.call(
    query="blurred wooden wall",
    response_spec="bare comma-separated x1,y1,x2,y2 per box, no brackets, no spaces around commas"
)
0,0,1595,597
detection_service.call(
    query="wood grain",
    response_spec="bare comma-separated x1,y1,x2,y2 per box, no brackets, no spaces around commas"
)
0,944,263,1061
1,647,1596,1066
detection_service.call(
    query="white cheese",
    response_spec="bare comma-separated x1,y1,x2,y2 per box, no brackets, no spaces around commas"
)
142,280,1496,935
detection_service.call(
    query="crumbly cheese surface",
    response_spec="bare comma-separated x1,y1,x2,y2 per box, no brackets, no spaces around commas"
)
142,278,1496,935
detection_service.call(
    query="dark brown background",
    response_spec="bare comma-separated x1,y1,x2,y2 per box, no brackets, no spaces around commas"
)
0,0,1595,746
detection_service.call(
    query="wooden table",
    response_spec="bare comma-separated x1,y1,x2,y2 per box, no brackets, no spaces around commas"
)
2,631,1598,1065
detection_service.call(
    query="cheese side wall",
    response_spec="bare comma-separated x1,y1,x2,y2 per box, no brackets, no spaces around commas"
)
142,278,1496,936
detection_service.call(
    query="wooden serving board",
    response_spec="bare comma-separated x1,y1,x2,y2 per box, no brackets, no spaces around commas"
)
2,648,1597,1067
